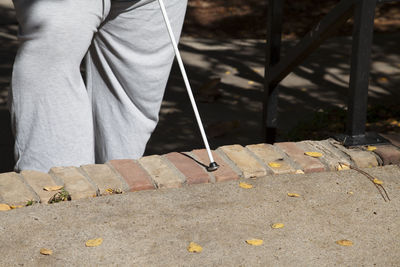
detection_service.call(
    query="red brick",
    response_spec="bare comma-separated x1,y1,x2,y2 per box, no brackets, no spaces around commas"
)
275,142,326,173
380,133,400,148
108,160,155,192
164,152,210,185
373,145,400,165
192,149,239,182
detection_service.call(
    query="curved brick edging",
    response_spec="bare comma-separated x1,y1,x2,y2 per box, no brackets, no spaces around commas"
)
0,138,399,208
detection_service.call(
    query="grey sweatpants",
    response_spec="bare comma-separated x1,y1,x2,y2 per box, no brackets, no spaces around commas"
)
10,0,187,172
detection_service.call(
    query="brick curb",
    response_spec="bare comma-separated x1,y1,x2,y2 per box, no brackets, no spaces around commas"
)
1,138,399,209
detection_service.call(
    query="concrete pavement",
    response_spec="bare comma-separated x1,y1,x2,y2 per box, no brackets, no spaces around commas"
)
1,165,399,266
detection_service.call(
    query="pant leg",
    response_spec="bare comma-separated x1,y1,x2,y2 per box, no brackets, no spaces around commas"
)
86,0,187,162
10,0,110,172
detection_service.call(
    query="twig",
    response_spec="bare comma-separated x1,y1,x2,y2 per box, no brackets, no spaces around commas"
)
339,162,390,202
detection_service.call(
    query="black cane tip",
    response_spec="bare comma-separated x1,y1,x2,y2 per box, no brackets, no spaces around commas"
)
207,162,219,172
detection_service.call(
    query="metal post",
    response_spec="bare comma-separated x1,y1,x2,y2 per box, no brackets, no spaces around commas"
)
335,0,389,146
263,0,284,143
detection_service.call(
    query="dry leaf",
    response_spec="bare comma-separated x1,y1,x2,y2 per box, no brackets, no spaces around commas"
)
248,81,254,85
268,162,281,168
304,152,323,158
373,178,383,185
347,191,354,195
337,163,350,171
377,77,388,83
225,71,231,75
271,223,284,229
367,146,377,151
287,193,300,197
40,248,53,255
85,238,103,247
43,186,64,191
295,170,305,174
10,205,23,209
0,203,11,211
336,239,353,246
187,242,203,253
239,182,253,189
246,239,263,246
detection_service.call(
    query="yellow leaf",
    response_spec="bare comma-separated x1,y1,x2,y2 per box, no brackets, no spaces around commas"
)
367,146,377,151
10,205,23,209
377,77,388,83
43,186,64,191
106,188,113,193
246,239,263,246
347,191,354,195
40,248,53,255
300,87,307,92
225,71,231,75
85,238,103,247
0,203,11,211
271,223,284,229
268,162,281,168
304,152,323,158
390,120,399,126
337,163,350,171
287,193,300,197
187,242,203,253
373,178,383,185
295,170,305,174
239,182,253,189
248,81,254,85
336,239,353,246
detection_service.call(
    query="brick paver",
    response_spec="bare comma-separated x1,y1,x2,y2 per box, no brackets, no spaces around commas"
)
192,149,240,182
21,170,61,203
246,144,296,174
81,164,130,195
217,145,267,178
330,141,379,168
373,145,400,165
139,155,185,188
296,140,352,171
164,152,210,185
49,167,98,200
0,172,39,205
275,142,326,173
108,160,155,192
380,133,400,148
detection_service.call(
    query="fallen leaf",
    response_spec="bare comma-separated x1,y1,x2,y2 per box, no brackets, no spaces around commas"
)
225,71,231,75
246,239,263,246
337,163,350,171
85,238,103,247
187,242,203,253
304,152,323,158
248,81,254,85
268,162,281,168
0,203,11,211
10,205,23,209
367,146,377,151
239,182,253,189
295,170,305,174
373,178,383,185
271,223,284,229
336,239,353,246
377,77,388,83
43,186,64,191
40,248,53,255
301,87,307,92
287,193,300,197
347,191,354,195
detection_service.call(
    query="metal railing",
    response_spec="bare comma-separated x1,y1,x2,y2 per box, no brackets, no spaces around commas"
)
263,0,399,146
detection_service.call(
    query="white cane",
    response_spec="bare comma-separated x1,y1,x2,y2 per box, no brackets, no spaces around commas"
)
158,0,219,172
